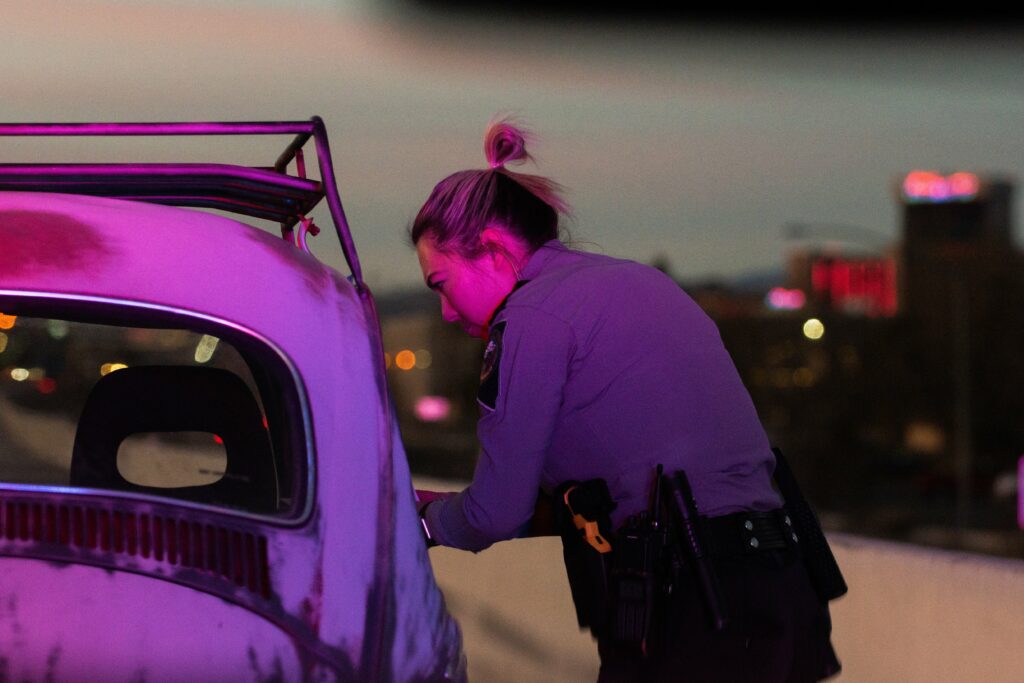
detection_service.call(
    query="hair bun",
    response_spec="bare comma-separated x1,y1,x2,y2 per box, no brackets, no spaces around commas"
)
484,117,531,169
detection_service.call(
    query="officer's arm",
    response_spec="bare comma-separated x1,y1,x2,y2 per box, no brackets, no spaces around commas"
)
522,490,558,537
423,309,574,551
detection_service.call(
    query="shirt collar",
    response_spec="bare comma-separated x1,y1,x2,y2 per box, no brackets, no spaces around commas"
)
481,240,565,340
521,239,568,280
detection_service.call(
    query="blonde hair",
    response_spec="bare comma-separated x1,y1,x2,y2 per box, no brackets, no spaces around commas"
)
410,116,571,257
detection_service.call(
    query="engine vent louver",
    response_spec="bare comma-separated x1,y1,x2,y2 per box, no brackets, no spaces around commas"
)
0,498,271,599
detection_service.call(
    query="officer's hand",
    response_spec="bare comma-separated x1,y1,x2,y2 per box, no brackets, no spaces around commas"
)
414,489,450,511
414,489,451,549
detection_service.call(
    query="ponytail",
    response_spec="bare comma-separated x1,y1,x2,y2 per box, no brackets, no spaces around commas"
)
410,116,572,257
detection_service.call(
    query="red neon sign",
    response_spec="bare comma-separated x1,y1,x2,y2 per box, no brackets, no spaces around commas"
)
811,257,897,317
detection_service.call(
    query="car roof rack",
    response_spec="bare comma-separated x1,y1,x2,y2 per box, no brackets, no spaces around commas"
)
0,117,364,291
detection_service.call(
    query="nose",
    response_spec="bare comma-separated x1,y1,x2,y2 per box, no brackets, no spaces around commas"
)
440,298,459,323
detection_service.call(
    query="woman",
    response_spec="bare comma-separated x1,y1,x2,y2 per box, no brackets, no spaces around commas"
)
412,118,839,682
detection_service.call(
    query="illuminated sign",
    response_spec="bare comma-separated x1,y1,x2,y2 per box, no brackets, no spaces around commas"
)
765,288,806,311
811,257,898,317
903,171,980,204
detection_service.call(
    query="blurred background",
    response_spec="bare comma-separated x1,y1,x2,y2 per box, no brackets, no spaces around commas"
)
3,2,1024,679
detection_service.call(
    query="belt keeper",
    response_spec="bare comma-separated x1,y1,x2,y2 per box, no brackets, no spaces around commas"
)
703,510,793,558
780,509,800,546
742,517,760,552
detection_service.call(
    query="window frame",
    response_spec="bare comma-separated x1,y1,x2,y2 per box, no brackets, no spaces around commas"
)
0,290,315,526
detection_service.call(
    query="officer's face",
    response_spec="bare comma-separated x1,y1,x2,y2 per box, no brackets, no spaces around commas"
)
417,236,516,338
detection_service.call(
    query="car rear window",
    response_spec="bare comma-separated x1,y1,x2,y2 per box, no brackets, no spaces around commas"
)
0,305,306,517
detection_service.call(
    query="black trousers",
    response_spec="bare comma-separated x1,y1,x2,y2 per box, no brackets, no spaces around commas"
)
596,548,840,683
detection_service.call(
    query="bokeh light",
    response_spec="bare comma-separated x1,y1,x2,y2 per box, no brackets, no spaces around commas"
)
194,335,220,363
395,349,416,371
46,319,70,339
803,318,825,340
100,362,128,376
415,395,451,422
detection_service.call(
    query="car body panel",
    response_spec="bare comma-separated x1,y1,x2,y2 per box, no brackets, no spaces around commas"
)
0,191,464,681
0,558,307,683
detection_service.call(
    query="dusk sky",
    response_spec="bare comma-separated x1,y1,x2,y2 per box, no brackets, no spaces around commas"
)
3,0,1023,291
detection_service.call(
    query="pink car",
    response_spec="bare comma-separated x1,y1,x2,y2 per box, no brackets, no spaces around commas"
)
0,119,465,681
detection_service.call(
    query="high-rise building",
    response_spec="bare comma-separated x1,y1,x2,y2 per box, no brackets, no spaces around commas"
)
895,170,1023,533
899,170,1016,336
901,171,1013,249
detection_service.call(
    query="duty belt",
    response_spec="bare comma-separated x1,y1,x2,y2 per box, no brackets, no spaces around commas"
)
702,509,797,558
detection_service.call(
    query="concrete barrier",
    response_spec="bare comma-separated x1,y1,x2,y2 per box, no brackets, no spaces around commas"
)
428,536,599,682
829,532,1024,683
419,478,1024,682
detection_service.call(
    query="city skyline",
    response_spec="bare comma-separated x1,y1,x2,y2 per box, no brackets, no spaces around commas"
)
3,1,1023,291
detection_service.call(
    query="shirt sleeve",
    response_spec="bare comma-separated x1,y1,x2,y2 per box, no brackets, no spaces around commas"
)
424,306,575,551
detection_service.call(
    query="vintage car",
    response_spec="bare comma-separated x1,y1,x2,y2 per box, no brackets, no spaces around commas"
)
0,119,465,681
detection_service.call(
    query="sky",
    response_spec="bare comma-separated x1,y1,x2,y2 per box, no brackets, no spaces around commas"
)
2,0,1023,292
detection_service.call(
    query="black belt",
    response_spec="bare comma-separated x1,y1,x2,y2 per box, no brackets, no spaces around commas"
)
703,509,798,558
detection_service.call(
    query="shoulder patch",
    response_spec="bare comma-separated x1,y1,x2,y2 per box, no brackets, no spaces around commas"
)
477,321,506,411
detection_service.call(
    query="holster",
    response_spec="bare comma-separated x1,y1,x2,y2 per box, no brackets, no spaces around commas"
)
772,448,848,602
555,474,676,657
608,511,674,656
553,479,616,634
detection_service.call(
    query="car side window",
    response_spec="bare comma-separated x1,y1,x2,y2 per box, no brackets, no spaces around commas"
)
0,312,302,516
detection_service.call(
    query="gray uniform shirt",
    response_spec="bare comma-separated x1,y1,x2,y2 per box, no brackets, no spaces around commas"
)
425,240,782,551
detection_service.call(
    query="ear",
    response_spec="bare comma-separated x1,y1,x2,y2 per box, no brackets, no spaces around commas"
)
479,225,528,276
479,226,509,266
479,225,505,250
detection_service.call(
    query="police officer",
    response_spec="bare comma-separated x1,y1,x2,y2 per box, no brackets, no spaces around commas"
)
412,118,840,682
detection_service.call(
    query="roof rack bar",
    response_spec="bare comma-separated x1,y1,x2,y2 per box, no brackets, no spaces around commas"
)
132,197,304,223
0,122,317,137
310,117,363,291
0,163,321,189
0,118,366,290
274,133,314,174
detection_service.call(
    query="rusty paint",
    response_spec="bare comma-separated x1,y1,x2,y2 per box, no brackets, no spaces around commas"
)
298,562,323,637
0,211,116,277
296,550,325,681
43,645,61,683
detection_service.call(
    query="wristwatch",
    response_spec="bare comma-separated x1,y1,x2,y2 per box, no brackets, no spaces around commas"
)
418,501,438,548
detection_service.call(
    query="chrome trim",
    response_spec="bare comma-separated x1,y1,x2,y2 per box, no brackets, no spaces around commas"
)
0,289,316,527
